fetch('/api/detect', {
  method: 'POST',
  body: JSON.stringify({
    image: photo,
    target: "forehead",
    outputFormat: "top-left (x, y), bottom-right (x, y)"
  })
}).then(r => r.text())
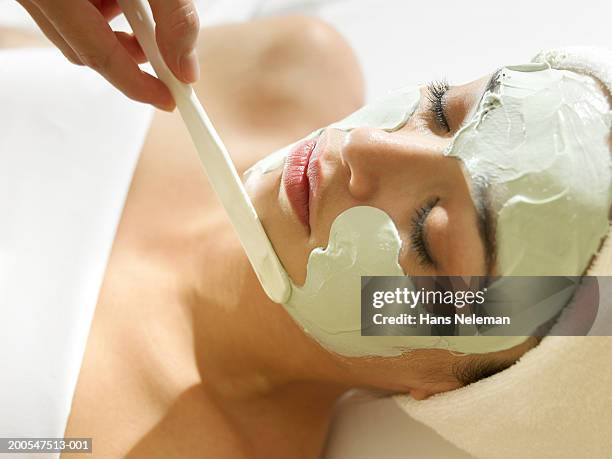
top-left (447, 65), bottom-right (612, 277)
top-left (450, 66), bottom-right (610, 189)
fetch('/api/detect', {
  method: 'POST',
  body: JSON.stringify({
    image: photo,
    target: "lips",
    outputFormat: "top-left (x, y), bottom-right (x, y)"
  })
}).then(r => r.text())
top-left (283, 137), bottom-right (318, 229)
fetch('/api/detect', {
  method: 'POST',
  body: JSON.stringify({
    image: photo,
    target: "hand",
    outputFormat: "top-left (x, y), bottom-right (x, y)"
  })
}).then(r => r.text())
top-left (16, 0), bottom-right (201, 110)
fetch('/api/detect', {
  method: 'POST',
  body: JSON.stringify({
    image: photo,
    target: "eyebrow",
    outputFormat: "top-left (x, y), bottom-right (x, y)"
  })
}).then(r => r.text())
top-left (464, 69), bottom-right (503, 275)
top-left (420, 70), bottom-right (502, 271)
top-left (471, 177), bottom-right (497, 275)
top-left (476, 68), bottom-right (504, 108)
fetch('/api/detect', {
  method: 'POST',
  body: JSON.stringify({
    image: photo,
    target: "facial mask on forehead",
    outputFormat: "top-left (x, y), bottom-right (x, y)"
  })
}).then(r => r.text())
top-left (446, 63), bottom-right (612, 277)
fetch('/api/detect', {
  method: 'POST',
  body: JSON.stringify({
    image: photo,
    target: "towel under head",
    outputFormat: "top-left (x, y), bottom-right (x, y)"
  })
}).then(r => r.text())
top-left (395, 46), bottom-right (612, 459)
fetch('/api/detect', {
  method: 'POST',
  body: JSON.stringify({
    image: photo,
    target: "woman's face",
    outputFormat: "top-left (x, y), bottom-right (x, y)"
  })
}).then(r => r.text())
top-left (249, 73), bottom-right (496, 284)
top-left (244, 65), bottom-right (611, 395)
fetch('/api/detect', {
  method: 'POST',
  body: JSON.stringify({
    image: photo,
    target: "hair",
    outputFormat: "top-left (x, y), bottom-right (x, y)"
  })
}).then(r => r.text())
top-left (451, 356), bottom-right (517, 386)
top-left (451, 336), bottom-right (543, 387)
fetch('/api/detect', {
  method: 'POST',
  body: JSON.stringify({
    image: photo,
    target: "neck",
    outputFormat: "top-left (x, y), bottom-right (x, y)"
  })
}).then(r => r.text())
top-left (184, 210), bottom-right (352, 397)
top-left (180, 213), bottom-right (351, 456)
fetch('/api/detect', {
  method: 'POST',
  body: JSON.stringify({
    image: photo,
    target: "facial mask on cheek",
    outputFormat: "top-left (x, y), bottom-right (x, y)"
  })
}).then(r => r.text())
top-left (447, 64), bottom-right (612, 276)
top-left (283, 206), bottom-right (405, 357)
top-left (282, 206), bottom-right (531, 356)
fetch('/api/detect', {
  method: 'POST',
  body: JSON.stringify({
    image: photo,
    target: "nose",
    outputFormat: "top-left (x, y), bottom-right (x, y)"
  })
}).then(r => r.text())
top-left (339, 126), bottom-right (446, 201)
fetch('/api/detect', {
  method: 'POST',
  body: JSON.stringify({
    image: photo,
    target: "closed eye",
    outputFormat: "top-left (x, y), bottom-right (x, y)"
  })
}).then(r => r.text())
top-left (410, 197), bottom-right (439, 268)
top-left (426, 79), bottom-right (450, 133)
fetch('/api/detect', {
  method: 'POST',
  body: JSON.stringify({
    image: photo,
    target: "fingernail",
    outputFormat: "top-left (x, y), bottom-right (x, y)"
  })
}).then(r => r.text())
top-left (180, 50), bottom-right (200, 83)
top-left (154, 102), bottom-right (175, 112)
top-left (153, 97), bottom-right (176, 112)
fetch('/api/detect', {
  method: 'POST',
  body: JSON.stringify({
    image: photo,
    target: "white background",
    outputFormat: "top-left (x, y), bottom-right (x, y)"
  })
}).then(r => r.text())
top-left (2, 0), bottom-right (611, 98)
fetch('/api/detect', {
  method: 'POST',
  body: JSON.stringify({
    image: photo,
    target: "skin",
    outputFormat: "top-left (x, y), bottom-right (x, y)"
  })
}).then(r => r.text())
top-left (2, 18), bottom-right (583, 459)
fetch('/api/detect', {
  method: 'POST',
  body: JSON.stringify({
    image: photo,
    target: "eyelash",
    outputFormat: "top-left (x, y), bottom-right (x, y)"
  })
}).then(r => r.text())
top-left (426, 79), bottom-right (450, 133)
top-left (410, 197), bottom-right (440, 268)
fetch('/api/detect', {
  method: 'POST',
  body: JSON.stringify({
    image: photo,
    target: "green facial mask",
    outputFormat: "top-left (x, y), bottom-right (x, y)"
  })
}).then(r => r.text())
top-left (245, 66), bottom-right (611, 357)
top-left (283, 206), bottom-right (533, 357)
top-left (446, 64), bottom-right (612, 277)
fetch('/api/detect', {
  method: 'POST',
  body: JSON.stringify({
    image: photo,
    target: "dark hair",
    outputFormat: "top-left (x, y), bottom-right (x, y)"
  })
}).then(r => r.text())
top-left (452, 336), bottom-right (543, 386)
top-left (452, 357), bottom-right (516, 386)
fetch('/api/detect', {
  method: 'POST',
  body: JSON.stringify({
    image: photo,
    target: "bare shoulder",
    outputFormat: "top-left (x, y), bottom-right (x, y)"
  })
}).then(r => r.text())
top-left (193, 16), bottom-right (365, 145)
top-left (0, 27), bottom-right (49, 49)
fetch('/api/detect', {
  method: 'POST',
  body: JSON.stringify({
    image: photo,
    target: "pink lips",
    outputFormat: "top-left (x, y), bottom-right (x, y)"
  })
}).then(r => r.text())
top-left (283, 137), bottom-right (319, 229)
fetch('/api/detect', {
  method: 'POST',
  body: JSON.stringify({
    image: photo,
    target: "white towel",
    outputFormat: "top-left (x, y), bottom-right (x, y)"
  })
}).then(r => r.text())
top-left (395, 47), bottom-right (612, 459)
top-left (533, 46), bottom-right (612, 98)
top-left (0, 48), bottom-right (152, 455)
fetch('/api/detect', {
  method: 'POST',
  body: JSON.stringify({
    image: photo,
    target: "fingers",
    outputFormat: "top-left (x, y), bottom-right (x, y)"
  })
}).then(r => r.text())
top-left (115, 31), bottom-right (147, 64)
top-left (16, 0), bottom-right (83, 65)
top-left (148, 0), bottom-right (200, 83)
top-left (32, 0), bottom-right (175, 110)
top-left (94, 0), bottom-right (122, 21)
